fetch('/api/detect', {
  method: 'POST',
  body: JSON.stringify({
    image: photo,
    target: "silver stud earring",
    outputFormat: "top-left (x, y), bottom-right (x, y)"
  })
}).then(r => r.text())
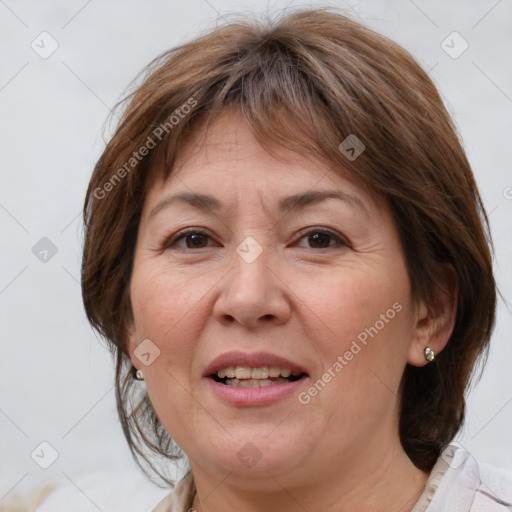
top-left (424, 347), bottom-right (435, 362)
top-left (135, 369), bottom-right (144, 381)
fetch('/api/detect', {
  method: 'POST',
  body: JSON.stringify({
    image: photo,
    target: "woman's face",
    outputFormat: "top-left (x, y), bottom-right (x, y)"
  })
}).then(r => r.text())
top-left (127, 109), bottom-right (428, 488)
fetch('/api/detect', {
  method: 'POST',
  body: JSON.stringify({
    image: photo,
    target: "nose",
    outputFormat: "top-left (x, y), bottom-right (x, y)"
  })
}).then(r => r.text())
top-left (212, 242), bottom-right (292, 329)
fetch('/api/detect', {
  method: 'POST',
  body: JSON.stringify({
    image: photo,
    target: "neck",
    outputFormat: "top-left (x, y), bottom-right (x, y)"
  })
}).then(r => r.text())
top-left (189, 439), bottom-right (430, 512)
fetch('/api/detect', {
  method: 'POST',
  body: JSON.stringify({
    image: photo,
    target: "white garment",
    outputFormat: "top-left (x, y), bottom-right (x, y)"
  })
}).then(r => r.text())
top-left (412, 444), bottom-right (512, 512)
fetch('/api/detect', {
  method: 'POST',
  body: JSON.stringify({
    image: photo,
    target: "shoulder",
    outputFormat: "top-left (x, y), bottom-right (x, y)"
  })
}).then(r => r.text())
top-left (426, 444), bottom-right (512, 512)
top-left (475, 460), bottom-right (512, 510)
top-left (34, 470), bottom-right (170, 512)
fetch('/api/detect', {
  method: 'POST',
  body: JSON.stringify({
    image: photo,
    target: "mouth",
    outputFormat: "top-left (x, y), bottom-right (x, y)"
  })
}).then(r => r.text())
top-left (210, 366), bottom-right (307, 387)
top-left (202, 351), bottom-right (309, 405)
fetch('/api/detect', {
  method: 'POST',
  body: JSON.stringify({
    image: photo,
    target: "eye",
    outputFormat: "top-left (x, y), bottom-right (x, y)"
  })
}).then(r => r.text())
top-left (163, 229), bottom-right (215, 250)
top-left (295, 228), bottom-right (349, 249)
top-left (162, 227), bottom-right (349, 251)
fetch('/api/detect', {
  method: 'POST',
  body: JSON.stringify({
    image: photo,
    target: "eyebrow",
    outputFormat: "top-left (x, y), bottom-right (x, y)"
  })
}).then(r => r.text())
top-left (147, 189), bottom-right (369, 221)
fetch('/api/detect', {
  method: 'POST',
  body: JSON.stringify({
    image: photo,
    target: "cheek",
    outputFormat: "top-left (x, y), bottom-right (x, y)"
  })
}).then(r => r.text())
top-left (128, 264), bottom-right (204, 408)
top-left (130, 262), bottom-right (203, 344)
top-left (298, 263), bottom-right (413, 418)
top-left (129, 265), bottom-right (204, 436)
top-left (296, 264), bottom-right (410, 353)
top-left (296, 281), bottom-right (411, 436)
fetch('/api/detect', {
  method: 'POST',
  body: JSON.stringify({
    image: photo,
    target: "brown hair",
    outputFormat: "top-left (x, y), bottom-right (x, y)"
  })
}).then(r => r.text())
top-left (81, 7), bottom-right (496, 485)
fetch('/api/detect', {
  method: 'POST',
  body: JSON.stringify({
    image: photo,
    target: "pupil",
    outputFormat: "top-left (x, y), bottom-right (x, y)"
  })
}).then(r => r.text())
top-left (187, 234), bottom-right (206, 248)
top-left (309, 233), bottom-right (329, 248)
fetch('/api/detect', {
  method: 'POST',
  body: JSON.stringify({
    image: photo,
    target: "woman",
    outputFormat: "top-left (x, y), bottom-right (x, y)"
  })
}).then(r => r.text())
top-left (78, 7), bottom-right (511, 512)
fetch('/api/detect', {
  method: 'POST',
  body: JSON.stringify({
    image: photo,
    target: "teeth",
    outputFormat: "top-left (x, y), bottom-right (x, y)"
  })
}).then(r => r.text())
top-left (268, 366), bottom-right (281, 377)
top-left (224, 378), bottom-right (291, 387)
top-left (235, 366), bottom-right (252, 379)
top-left (251, 367), bottom-right (268, 379)
top-left (216, 365), bottom-right (300, 380)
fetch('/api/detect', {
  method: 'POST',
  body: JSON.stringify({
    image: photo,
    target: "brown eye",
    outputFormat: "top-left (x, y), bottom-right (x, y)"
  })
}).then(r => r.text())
top-left (296, 229), bottom-right (348, 249)
top-left (163, 228), bottom-right (348, 251)
top-left (306, 232), bottom-right (333, 249)
top-left (182, 233), bottom-right (209, 248)
top-left (164, 229), bottom-right (214, 250)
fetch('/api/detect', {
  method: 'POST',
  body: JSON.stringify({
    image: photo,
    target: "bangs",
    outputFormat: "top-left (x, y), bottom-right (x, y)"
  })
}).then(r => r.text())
top-left (152, 41), bottom-right (351, 189)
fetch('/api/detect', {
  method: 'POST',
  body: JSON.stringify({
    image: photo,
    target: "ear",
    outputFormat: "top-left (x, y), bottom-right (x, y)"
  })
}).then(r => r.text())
top-left (407, 263), bottom-right (458, 366)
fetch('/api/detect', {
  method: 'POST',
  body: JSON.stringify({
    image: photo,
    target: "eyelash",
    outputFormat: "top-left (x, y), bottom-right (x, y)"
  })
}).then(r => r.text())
top-left (161, 227), bottom-right (350, 251)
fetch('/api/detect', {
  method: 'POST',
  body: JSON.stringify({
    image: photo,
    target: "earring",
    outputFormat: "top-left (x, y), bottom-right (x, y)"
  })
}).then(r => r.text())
top-left (424, 347), bottom-right (435, 362)
top-left (135, 368), bottom-right (144, 380)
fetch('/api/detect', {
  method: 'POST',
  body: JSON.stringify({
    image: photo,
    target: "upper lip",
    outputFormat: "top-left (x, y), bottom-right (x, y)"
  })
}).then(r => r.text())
top-left (203, 351), bottom-right (308, 377)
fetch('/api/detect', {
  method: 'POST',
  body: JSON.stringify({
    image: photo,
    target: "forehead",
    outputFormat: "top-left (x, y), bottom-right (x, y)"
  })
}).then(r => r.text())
top-left (150, 109), bottom-right (352, 193)
top-left (172, 110), bottom-right (326, 185)
top-left (142, 109), bottom-right (382, 222)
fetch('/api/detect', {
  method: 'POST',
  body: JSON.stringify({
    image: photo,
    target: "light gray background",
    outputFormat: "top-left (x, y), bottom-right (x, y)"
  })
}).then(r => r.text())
top-left (1, 0), bottom-right (511, 507)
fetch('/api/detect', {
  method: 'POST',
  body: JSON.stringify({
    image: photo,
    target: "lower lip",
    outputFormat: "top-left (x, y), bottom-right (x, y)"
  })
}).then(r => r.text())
top-left (204, 376), bottom-right (309, 406)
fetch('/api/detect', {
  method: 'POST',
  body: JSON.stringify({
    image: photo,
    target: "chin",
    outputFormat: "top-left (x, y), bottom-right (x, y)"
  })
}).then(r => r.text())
top-left (196, 434), bottom-right (308, 480)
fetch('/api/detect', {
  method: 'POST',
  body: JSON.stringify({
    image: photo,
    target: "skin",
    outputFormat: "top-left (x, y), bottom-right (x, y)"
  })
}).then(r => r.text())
top-left (127, 108), bottom-right (457, 512)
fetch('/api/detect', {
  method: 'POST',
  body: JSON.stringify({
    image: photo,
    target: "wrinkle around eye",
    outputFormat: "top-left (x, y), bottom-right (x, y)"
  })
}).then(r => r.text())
top-left (157, 227), bottom-right (353, 254)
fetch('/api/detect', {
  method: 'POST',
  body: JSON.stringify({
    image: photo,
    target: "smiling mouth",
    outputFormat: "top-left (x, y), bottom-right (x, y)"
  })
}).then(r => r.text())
top-left (210, 373), bottom-right (306, 387)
